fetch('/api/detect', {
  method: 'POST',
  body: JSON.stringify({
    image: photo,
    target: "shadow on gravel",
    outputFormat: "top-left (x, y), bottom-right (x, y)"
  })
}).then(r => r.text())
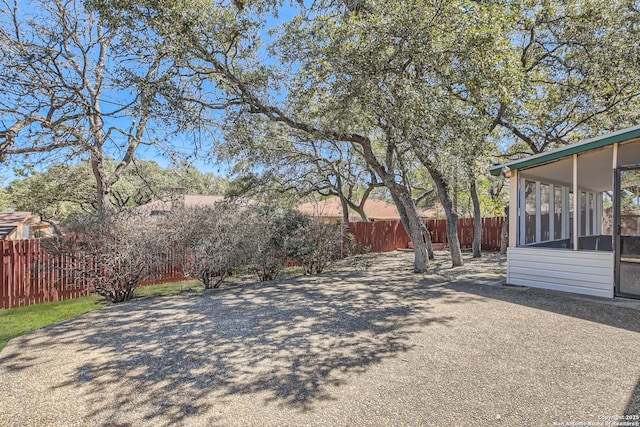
top-left (446, 280), bottom-right (640, 418)
top-left (14, 258), bottom-right (463, 426)
top-left (0, 352), bottom-right (39, 372)
top-left (626, 377), bottom-right (640, 416)
top-left (444, 281), bottom-right (640, 334)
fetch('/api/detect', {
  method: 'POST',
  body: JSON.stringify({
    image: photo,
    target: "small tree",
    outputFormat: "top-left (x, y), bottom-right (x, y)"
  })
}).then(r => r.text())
top-left (42, 211), bottom-right (166, 303)
top-left (165, 203), bottom-right (248, 289)
top-left (297, 219), bottom-right (344, 275)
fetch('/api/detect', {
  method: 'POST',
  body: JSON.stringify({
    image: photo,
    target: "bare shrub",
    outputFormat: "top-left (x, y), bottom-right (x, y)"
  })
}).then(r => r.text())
top-left (297, 219), bottom-right (344, 275)
top-left (41, 211), bottom-right (166, 303)
top-left (163, 202), bottom-right (248, 289)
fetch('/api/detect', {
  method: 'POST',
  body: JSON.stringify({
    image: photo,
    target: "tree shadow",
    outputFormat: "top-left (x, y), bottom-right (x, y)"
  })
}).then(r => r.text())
top-left (446, 278), bottom-right (640, 419)
top-left (443, 280), bottom-right (640, 334)
top-left (626, 376), bottom-right (640, 415)
top-left (2, 265), bottom-right (460, 426)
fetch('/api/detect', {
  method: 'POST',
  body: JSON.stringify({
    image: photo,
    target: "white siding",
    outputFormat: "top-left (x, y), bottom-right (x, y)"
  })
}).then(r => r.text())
top-left (507, 247), bottom-right (614, 298)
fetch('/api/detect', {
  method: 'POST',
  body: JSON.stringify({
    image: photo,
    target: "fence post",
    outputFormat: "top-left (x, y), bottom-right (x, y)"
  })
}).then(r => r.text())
top-left (0, 241), bottom-right (5, 309)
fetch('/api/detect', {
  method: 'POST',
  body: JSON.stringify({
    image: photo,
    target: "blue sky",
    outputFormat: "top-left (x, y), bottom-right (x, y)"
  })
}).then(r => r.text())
top-left (0, 0), bottom-right (302, 185)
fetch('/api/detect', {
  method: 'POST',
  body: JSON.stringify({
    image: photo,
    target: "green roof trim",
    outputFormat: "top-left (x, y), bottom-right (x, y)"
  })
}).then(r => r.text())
top-left (489, 125), bottom-right (640, 176)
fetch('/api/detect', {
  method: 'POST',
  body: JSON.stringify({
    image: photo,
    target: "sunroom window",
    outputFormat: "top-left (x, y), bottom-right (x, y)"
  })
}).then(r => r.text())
top-left (513, 146), bottom-right (616, 251)
top-left (524, 181), bottom-right (536, 244)
top-left (553, 186), bottom-right (563, 240)
top-left (519, 178), bottom-right (605, 249)
top-left (580, 192), bottom-right (586, 236)
top-left (540, 183), bottom-right (550, 241)
top-left (520, 179), bottom-right (572, 247)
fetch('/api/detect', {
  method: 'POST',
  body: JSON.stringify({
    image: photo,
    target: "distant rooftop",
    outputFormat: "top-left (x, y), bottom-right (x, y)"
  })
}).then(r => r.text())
top-left (0, 212), bottom-right (33, 239)
top-left (297, 197), bottom-right (434, 221)
top-left (136, 195), bottom-right (226, 215)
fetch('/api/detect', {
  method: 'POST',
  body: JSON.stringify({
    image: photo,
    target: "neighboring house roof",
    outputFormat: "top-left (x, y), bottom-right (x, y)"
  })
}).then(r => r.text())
top-left (182, 195), bottom-right (227, 207)
top-left (136, 195), bottom-right (226, 215)
top-left (0, 212), bottom-right (33, 240)
top-left (489, 125), bottom-right (640, 176)
top-left (297, 197), bottom-right (434, 221)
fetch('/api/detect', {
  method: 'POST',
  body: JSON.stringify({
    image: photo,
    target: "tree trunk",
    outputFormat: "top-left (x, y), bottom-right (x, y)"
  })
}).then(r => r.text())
top-left (500, 206), bottom-right (509, 254)
top-left (388, 187), bottom-right (431, 272)
top-left (344, 179), bottom-right (377, 222)
top-left (426, 165), bottom-right (463, 266)
top-left (97, 183), bottom-right (112, 215)
top-left (91, 155), bottom-right (113, 215)
top-left (338, 194), bottom-right (351, 223)
top-left (470, 178), bottom-right (482, 258)
top-left (453, 173), bottom-right (458, 213)
top-left (202, 271), bottom-right (212, 289)
top-left (353, 206), bottom-right (369, 222)
top-left (423, 221), bottom-right (434, 259)
top-left (346, 196), bottom-right (369, 222)
top-left (353, 138), bottom-right (430, 272)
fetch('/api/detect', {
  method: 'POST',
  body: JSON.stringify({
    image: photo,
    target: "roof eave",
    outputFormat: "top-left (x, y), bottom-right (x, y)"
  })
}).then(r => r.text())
top-left (489, 125), bottom-right (640, 176)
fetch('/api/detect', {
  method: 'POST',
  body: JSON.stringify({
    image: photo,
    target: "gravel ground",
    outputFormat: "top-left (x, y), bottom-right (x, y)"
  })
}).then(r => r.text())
top-left (1, 251), bottom-right (640, 426)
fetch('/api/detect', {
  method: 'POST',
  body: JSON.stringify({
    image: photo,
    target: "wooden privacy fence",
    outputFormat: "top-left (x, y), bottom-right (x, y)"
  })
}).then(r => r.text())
top-left (1, 217), bottom-right (505, 309)
top-left (346, 221), bottom-right (412, 253)
top-left (0, 239), bottom-right (184, 309)
top-left (347, 217), bottom-right (505, 253)
top-left (428, 217), bottom-right (505, 250)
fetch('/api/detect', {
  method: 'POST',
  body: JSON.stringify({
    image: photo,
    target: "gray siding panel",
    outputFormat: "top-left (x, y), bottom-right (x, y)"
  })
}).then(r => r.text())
top-left (507, 247), bottom-right (613, 298)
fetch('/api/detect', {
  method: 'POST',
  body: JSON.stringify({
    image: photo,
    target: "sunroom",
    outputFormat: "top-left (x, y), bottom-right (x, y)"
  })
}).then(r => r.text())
top-left (490, 126), bottom-right (640, 299)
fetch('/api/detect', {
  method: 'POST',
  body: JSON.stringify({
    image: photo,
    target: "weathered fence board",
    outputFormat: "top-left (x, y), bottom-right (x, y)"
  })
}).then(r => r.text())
top-left (0, 239), bottom-right (184, 309)
top-left (346, 221), bottom-right (412, 253)
top-left (431, 217), bottom-right (506, 250)
top-left (348, 217), bottom-right (505, 253)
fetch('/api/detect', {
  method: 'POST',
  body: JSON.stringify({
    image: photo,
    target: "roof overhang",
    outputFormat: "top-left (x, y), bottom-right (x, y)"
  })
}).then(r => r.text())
top-left (489, 125), bottom-right (640, 177)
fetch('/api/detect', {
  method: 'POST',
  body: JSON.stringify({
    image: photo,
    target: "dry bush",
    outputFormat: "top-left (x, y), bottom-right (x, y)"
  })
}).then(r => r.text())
top-left (243, 204), bottom-right (312, 281)
top-left (42, 211), bottom-right (167, 303)
top-left (297, 219), bottom-right (344, 275)
top-left (344, 232), bottom-right (373, 271)
top-left (163, 201), bottom-right (249, 289)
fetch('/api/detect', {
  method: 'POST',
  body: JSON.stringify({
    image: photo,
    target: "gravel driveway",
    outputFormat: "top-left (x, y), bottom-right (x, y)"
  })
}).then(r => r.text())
top-left (1, 252), bottom-right (639, 426)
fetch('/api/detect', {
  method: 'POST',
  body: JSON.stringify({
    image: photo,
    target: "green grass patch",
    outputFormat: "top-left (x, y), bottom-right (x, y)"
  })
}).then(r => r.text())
top-left (0, 295), bottom-right (105, 353)
top-left (136, 280), bottom-right (203, 298)
top-left (0, 279), bottom-right (204, 353)
top-left (278, 265), bottom-right (306, 279)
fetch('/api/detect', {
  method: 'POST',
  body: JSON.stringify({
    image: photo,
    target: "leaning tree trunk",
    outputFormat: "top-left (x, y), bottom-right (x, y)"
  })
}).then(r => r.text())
top-left (351, 204), bottom-right (369, 222)
top-left (355, 139), bottom-right (431, 272)
top-left (426, 165), bottom-right (463, 266)
top-left (470, 178), bottom-right (482, 258)
top-left (338, 194), bottom-right (351, 223)
top-left (91, 157), bottom-right (113, 215)
top-left (388, 185), bottom-right (431, 272)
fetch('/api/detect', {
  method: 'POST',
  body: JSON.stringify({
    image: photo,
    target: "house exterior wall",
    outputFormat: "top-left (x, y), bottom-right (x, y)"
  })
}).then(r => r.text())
top-left (3, 224), bottom-right (27, 240)
top-left (508, 170), bottom-right (518, 248)
top-left (507, 247), bottom-right (614, 298)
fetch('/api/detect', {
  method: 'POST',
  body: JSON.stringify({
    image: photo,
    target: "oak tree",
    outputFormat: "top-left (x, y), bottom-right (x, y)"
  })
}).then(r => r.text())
top-left (0, 0), bottom-right (201, 214)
